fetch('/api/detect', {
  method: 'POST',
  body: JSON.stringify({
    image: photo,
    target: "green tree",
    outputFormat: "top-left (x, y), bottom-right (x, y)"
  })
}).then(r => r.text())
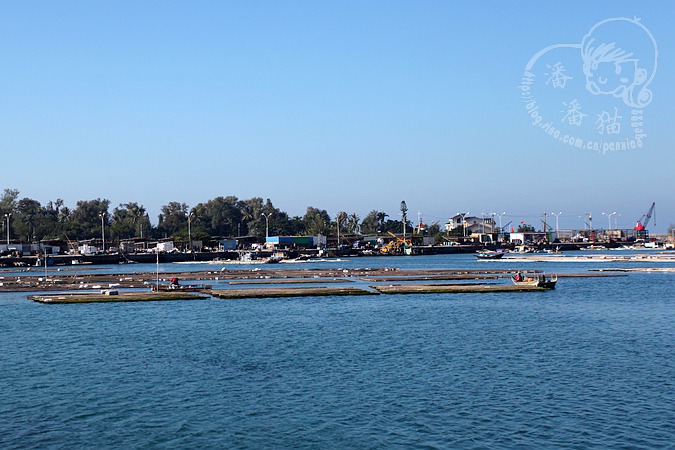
top-left (382, 219), bottom-right (405, 234)
top-left (157, 202), bottom-right (189, 237)
top-left (15, 198), bottom-right (42, 242)
top-left (111, 202), bottom-right (151, 240)
top-left (517, 223), bottom-right (536, 232)
top-left (376, 211), bottom-right (388, 230)
top-left (400, 201), bottom-right (408, 235)
top-left (67, 199), bottom-right (111, 239)
top-left (303, 207), bottom-right (331, 235)
top-left (346, 213), bottom-right (360, 235)
top-left (238, 197), bottom-right (264, 236)
top-left (334, 211), bottom-right (348, 237)
top-left (427, 222), bottom-right (441, 236)
top-left (192, 196), bottom-right (241, 237)
top-left (361, 210), bottom-right (379, 234)
top-left (0, 188), bottom-right (19, 216)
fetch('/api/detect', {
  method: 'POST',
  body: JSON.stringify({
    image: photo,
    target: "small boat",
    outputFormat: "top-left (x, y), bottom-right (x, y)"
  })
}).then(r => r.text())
top-left (151, 283), bottom-right (212, 292)
top-left (511, 272), bottom-right (557, 289)
top-left (475, 251), bottom-right (505, 259)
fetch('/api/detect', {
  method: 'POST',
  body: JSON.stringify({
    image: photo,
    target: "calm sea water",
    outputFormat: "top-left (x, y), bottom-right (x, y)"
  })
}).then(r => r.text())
top-left (2, 253), bottom-right (675, 448)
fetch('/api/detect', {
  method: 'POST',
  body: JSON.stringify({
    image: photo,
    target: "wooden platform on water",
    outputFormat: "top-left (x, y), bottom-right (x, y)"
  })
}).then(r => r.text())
top-left (17, 267), bottom-right (628, 302)
top-left (373, 284), bottom-right (555, 294)
top-left (211, 286), bottom-right (375, 299)
top-left (29, 291), bottom-right (208, 304)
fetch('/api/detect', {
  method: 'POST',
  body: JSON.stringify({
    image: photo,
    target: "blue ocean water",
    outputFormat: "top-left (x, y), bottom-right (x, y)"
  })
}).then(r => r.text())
top-left (2, 254), bottom-right (675, 448)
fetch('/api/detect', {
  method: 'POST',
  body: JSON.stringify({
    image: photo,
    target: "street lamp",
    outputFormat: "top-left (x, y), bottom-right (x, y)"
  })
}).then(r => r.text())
top-left (495, 212), bottom-right (506, 232)
top-left (602, 212), bottom-right (616, 230)
top-left (551, 212), bottom-right (562, 232)
top-left (4, 213), bottom-right (10, 245)
top-left (457, 211), bottom-right (469, 237)
top-left (185, 212), bottom-right (192, 252)
top-left (262, 212), bottom-right (271, 238)
top-left (99, 213), bottom-right (105, 253)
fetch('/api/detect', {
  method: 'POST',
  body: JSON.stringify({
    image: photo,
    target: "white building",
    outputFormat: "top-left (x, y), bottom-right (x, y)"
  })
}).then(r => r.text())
top-left (445, 215), bottom-right (495, 234)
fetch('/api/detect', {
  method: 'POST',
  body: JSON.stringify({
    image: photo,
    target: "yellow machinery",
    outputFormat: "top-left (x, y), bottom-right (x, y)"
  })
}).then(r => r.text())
top-left (380, 232), bottom-right (412, 255)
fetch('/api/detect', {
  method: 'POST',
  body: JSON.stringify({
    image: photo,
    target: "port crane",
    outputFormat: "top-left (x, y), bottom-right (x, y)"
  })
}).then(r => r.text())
top-left (634, 202), bottom-right (655, 239)
top-left (634, 202), bottom-right (655, 230)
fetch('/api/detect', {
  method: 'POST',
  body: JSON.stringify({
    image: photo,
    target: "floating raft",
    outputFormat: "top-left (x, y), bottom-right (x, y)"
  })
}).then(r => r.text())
top-left (30, 291), bottom-right (208, 304)
top-left (372, 284), bottom-right (556, 294)
top-left (211, 286), bottom-right (376, 299)
top-left (228, 278), bottom-right (353, 285)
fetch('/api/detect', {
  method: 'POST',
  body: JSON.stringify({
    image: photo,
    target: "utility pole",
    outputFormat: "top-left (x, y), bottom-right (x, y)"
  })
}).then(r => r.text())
top-left (4, 213), bottom-right (10, 245)
top-left (185, 211), bottom-right (192, 252)
top-left (588, 212), bottom-right (594, 241)
top-left (99, 213), bottom-right (106, 253)
top-left (262, 212), bottom-right (270, 238)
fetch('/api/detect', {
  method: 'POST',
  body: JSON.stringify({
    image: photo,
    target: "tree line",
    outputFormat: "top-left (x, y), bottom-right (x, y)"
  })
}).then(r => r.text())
top-left (1, 189), bottom-right (431, 245)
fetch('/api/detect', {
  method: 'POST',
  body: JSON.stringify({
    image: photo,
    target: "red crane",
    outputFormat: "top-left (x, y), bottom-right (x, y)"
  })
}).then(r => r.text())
top-left (634, 202), bottom-right (655, 231)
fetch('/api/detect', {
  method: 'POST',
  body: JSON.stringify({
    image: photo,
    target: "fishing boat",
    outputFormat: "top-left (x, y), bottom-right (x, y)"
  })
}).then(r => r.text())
top-left (151, 283), bottom-right (212, 292)
top-left (511, 272), bottom-right (557, 289)
top-left (475, 251), bottom-right (505, 259)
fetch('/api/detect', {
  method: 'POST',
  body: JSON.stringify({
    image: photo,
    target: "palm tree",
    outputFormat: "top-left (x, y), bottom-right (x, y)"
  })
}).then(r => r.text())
top-left (376, 211), bottom-right (388, 232)
top-left (348, 213), bottom-right (360, 235)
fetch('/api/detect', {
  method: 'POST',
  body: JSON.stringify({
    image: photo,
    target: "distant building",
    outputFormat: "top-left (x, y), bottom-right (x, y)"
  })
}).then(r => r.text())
top-left (78, 244), bottom-right (99, 255)
top-left (219, 240), bottom-right (238, 251)
top-left (509, 232), bottom-right (557, 244)
top-left (265, 236), bottom-right (325, 249)
top-left (156, 242), bottom-right (175, 252)
top-left (446, 215), bottom-right (495, 234)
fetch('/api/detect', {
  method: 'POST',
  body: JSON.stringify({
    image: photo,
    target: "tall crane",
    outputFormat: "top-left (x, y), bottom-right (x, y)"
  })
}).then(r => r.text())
top-left (634, 202), bottom-right (655, 240)
top-left (634, 202), bottom-right (655, 230)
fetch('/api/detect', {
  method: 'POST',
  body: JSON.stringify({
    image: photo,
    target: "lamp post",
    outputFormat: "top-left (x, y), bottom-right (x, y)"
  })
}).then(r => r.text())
top-left (99, 213), bottom-right (105, 253)
top-left (602, 211), bottom-right (616, 230)
top-left (262, 212), bottom-right (270, 238)
top-left (457, 212), bottom-right (469, 237)
top-left (4, 213), bottom-right (10, 245)
top-left (185, 212), bottom-right (192, 252)
top-left (551, 212), bottom-right (562, 232)
top-left (494, 211), bottom-right (506, 241)
top-left (588, 212), bottom-right (594, 241)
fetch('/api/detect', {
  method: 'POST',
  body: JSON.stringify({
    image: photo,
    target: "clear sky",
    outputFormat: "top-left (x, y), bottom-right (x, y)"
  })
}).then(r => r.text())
top-left (2, 1), bottom-right (673, 232)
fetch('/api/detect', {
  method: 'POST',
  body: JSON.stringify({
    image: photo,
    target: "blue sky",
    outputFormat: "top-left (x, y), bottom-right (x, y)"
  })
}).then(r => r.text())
top-left (2, 1), bottom-right (673, 232)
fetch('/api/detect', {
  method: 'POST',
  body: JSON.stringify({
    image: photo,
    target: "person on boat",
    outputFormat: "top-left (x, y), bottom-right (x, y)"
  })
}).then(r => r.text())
top-left (170, 277), bottom-right (179, 287)
top-left (514, 273), bottom-right (523, 282)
